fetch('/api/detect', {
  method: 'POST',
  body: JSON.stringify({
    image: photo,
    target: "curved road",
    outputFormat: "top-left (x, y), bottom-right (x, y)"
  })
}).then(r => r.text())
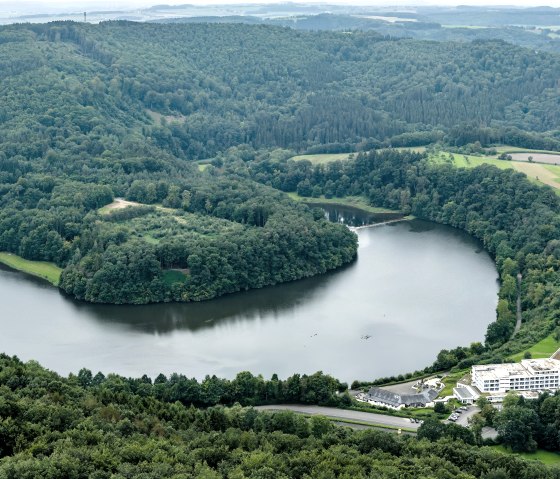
top-left (255, 405), bottom-right (419, 431)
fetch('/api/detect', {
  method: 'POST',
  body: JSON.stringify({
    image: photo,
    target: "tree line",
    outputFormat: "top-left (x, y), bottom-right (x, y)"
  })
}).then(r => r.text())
top-left (0, 354), bottom-right (557, 478)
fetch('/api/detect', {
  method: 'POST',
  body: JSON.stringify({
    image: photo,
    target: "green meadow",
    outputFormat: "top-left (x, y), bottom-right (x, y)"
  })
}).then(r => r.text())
top-left (0, 252), bottom-right (62, 286)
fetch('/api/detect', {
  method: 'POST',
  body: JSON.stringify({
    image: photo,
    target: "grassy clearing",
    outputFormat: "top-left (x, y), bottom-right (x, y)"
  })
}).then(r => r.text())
top-left (0, 252), bottom-right (62, 286)
top-left (287, 192), bottom-right (400, 214)
top-left (490, 445), bottom-right (560, 465)
top-left (290, 153), bottom-right (352, 164)
top-left (509, 334), bottom-right (560, 362)
top-left (162, 269), bottom-right (187, 285)
top-left (396, 146), bottom-right (427, 153)
top-left (439, 369), bottom-right (470, 397)
top-left (198, 164), bottom-right (210, 172)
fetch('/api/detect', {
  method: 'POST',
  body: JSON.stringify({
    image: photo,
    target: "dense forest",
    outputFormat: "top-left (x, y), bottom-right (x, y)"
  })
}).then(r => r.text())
top-left (1, 354), bottom-right (559, 478)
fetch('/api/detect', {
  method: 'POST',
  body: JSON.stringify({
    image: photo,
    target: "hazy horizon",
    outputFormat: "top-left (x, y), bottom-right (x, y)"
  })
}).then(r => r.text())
top-left (2, 0), bottom-right (560, 16)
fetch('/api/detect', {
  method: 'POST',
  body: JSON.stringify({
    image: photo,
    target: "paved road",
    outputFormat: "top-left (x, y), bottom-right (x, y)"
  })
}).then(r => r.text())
top-left (254, 405), bottom-right (420, 431)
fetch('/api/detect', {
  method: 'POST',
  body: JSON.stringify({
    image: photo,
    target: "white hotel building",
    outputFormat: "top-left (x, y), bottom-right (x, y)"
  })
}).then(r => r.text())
top-left (472, 358), bottom-right (560, 393)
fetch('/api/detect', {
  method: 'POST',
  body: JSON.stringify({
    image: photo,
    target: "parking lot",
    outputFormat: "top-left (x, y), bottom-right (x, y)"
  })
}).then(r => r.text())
top-left (447, 405), bottom-right (480, 426)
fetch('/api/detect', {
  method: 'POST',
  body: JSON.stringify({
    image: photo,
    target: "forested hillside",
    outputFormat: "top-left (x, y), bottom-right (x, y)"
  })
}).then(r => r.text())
top-left (3, 22), bottom-right (560, 159)
top-left (0, 354), bottom-right (558, 478)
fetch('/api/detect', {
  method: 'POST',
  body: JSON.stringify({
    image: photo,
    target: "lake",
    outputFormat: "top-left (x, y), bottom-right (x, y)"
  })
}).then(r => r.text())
top-left (0, 206), bottom-right (499, 382)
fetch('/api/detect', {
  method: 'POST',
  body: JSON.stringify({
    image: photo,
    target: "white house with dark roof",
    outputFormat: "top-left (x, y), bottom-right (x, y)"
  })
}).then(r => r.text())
top-left (357, 387), bottom-right (439, 410)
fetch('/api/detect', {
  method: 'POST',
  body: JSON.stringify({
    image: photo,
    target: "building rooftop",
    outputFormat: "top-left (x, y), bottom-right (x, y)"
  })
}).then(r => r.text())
top-left (366, 387), bottom-right (438, 407)
top-left (453, 386), bottom-right (477, 400)
top-left (472, 358), bottom-right (560, 381)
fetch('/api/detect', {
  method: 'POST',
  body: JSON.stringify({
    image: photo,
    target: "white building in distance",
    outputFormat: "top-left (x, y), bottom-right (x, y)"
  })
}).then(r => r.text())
top-left (472, 358), bottom-right (560, 393)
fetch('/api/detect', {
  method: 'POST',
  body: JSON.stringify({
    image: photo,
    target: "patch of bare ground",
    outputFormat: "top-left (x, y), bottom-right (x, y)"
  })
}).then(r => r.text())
top-left (103, 198), bottom-right (143, 211)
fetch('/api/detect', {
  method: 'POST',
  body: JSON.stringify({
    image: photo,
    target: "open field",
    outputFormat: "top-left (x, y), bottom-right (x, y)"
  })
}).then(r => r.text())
top-left (0, 252), bottom-right (62, 286)
top-left (287, 192), bottom-right (399, 214)
top-left (513, 162), bottom-right (560, 190)
top-left (490, 445), bottom-right (560, 465)
top-left (509, 334), bottom-right (560, 362)
top-left (290, 153), bottom-right (352, 164)
top-left (495, 145), bottom-right (560, 156)
top-left (508, 153), bottom-right (560, 165)
top-left (429, 151), bottom-right (560, 191)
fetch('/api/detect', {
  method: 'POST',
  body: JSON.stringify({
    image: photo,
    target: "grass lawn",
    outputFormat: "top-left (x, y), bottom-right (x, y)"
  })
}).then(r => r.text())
top-left (0, 252), bottom-right (62, 286)
top-left (490, 445), bottom-right (560, 465)
top-left (509, 334), bottom-right (560, 362)
top-left (286, 192), bottom-right (400, 214)
top-left (197, 164), bottom-right (209, 172)
top-left (162, 269), bottom-right (187, 285)
top-left (290, 153), bottom-right (352, 164)
top-left (439, 369), bottom-right (470, 397)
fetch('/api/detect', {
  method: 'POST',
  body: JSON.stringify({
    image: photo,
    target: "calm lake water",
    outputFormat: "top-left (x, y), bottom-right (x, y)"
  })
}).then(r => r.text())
top-left (0, 207), bottom-right (499, 382)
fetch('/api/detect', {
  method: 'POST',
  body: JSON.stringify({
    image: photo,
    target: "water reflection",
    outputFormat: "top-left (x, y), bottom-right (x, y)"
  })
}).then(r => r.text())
top-left (307, 203), bottom-right (403, 227)
top-left (0, 207), bottom-right (499, 381)
top-left (67, 260), bottom-right (357, 335)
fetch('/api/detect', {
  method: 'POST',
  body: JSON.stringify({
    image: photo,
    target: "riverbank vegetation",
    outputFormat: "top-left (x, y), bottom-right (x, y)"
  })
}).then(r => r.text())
top-left (1, 354), bottom-right (558, 478)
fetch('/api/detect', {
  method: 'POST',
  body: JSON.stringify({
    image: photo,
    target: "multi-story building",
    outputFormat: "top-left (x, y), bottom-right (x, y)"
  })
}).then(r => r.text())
top-left (472, 358), bottom-right (560, 393)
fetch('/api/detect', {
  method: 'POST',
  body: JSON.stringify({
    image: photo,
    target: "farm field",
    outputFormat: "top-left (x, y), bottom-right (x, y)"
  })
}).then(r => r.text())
top-left (0, 252), bottom-right (62, 286)
top-left (429, 151), bottom-right (560, 191)
top-left (508, 153), bottom-right (560, 165)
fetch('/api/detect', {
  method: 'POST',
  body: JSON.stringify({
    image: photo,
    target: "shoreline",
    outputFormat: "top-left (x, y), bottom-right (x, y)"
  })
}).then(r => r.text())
top-left (0, 252), bottom-right (61, 286)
